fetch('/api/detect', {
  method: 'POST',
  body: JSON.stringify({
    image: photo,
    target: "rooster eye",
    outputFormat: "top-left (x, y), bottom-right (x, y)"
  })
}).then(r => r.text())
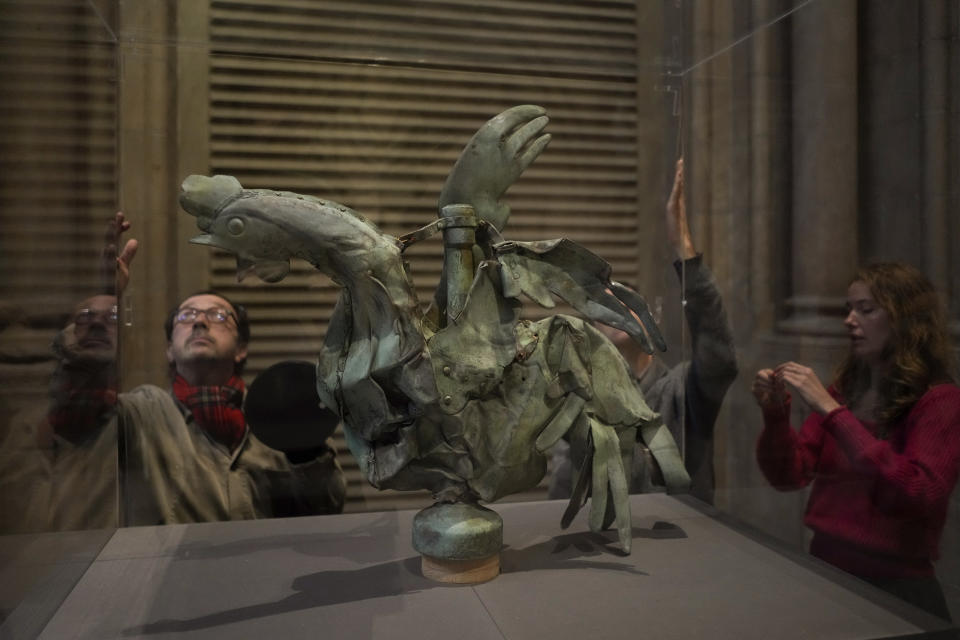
top-left (227, 217), bottom-right (245, 235)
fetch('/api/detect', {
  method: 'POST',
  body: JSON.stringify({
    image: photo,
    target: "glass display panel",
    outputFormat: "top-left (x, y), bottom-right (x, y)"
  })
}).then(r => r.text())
top-left (1, 0), bottom-right (958, 635)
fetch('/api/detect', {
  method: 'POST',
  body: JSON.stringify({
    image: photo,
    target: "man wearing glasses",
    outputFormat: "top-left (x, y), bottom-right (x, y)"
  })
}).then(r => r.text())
top-left (70, 297), bottom-right (120, 363)
top-left (115, 291), bottom-right (346, 525)
top-left (0, 294), bottom-right (127, 533)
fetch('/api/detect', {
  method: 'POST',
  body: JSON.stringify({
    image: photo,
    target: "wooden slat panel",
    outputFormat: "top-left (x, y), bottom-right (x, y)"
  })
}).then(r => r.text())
top-left (0, 1), bottom-right (115, 44)
top-left (213, 0), bottom-right (637, 33)
top-left (0, 0), bottom-right (118, 441)
top-left (0, 0), bottom-right (117, 305)
top-left (210, 0), bottom-right (637, 79)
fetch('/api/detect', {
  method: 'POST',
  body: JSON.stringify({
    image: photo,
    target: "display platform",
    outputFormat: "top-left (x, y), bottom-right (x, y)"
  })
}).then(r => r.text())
top-left (8, 494), bottom-right (958, 639)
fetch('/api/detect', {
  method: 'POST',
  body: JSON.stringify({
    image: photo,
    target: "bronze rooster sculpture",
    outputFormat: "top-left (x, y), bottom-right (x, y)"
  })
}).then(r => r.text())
top-left (179, 106), bottom-right (689, 555)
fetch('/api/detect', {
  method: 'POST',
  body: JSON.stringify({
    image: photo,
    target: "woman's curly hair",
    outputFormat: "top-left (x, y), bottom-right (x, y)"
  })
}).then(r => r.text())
top-left (835, 262), bottom-right (956, 430)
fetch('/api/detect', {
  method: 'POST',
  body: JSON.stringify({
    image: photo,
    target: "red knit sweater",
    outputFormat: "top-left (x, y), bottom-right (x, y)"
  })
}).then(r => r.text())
top-left (757, 383), bottom-right (960, 578)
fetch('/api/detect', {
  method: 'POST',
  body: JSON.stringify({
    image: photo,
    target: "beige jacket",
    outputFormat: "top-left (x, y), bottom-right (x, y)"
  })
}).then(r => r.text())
top-left (0, 385), bottom-right (346, 532)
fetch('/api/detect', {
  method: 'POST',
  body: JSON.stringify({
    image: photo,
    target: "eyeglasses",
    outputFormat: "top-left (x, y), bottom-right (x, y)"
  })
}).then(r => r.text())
top-left (174, 307), bottom-right (235, 325)
top-left (74, 306), bottom-right (118, 326)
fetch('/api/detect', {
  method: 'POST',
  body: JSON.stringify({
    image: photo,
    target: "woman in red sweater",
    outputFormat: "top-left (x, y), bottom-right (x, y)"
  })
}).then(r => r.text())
top-left (753, 262), bottom-right (960, 620)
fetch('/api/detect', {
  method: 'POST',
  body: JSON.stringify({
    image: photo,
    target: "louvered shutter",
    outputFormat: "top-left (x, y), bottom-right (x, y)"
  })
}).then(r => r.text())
top-left (0, 0), bottom-right (117, 413)
top-left (207, 1), bottom-right (642, 510)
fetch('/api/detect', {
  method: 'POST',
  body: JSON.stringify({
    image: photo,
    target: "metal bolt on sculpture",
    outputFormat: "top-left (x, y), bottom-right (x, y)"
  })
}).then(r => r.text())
top-left (179, 106), bottom-right (690, 583)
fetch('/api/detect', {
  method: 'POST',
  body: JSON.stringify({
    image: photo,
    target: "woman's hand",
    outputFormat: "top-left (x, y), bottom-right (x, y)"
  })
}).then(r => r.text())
top-left (752, 368), bottom-right (789, 410)
top-left (773, 362), bottom-right (840, 415)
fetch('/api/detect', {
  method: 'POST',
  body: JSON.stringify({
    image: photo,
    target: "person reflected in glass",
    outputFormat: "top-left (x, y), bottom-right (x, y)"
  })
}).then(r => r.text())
top-left (43, 297), bottom-right (120, 443)
top-left (753, 262), bottom-right (960, 620)
top-left (1, 212), bottom-right (346, 532)
top-left (0, 213), bottom-right (136, 532)
top-left (550, 158), bottom-right (738, 504)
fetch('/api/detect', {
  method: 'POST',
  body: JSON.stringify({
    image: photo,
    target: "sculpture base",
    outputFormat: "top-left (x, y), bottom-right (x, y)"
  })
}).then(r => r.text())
top-left (420, 553), bottom-right (500, 584)
top-left (412, 501), bottom-right (503, 584)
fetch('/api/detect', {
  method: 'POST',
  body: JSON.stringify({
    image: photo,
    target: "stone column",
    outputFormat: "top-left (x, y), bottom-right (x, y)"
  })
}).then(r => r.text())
top-left (921, 0), bottom-right (956, 318)
top-left (117, 0), bottom-right (172, 390)
top-left (779, 0), bottom-right (859, 336)
top-left (117, 0), bottom-right (210, 389)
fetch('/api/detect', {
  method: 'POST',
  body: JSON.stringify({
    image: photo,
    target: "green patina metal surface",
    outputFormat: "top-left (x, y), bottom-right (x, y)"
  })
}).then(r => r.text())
top-left (412, 502), bottom-right (503, 560)
top-left (178, 106), bottom-right (690, 556)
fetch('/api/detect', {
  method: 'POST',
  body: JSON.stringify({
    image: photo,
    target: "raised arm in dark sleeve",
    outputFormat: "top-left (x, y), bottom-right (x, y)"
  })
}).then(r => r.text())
top-left (675, 254), bottom-right (739, 502)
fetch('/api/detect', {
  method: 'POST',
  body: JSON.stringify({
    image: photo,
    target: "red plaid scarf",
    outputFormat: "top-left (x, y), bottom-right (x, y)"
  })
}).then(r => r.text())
top-left (46, 365), bottom-right (118, 445)
top-left (172, 374), bottom-right (247, 451)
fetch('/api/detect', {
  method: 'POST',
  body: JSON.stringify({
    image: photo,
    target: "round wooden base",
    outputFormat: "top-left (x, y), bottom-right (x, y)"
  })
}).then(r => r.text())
top-left (420, 553), bottom-right (500, 584)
